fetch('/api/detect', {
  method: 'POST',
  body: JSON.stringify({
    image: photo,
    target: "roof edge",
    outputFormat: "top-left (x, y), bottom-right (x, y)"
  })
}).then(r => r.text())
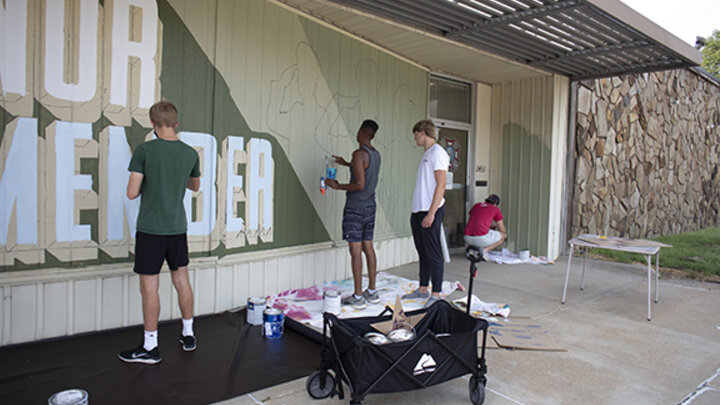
top-left (585, 0), bottom-right (701, 65)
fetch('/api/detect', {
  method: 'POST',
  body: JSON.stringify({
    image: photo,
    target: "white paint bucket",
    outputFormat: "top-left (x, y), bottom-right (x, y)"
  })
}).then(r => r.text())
top-left (323, 290), bottom-right (341, 315)
top-left (48, 389), bottom-right (88, 405)
top-left (246, 297), bottom-right (266, 325)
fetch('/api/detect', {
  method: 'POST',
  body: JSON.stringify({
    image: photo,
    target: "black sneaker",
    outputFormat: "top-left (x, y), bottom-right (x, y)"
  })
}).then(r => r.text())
top-left (363, 289), bottom-right (380, 304)
top-left (118, 345), bottom-right (162, 364)
top-left (179, 335), bottom-right (197, 352)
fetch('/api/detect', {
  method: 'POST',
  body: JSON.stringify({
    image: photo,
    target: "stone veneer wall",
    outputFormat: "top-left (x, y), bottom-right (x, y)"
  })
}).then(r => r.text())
top-left (572, 69), bottom-right (720, 239)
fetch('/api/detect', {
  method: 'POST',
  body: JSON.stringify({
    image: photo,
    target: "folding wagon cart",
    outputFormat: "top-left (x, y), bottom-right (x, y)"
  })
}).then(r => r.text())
top-left (305, 300), bottom-right (489, 404)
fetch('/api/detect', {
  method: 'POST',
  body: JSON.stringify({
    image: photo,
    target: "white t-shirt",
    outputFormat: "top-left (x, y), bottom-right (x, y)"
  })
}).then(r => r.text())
top-left (411, 143), bottom-right (450, 213)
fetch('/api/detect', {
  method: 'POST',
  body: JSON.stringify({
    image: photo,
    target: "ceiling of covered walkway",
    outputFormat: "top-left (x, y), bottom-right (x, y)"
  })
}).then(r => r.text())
top-left (277, 0), bottom-right (701, 84)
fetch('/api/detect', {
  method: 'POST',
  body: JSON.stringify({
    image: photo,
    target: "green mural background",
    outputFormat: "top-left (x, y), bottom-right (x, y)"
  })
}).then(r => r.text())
top-left (0, 0), bottom-right (428, 271)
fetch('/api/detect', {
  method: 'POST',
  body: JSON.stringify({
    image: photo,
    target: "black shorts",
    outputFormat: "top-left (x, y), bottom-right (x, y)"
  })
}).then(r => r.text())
top-left (342, 202), bottom-right (376, 242)
top-left (134, 231), bottom-right (189, 275)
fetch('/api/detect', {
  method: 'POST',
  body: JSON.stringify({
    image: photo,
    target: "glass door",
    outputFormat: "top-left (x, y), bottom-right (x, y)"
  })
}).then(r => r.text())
top-left (437, 126), bottom-right (468, 248)
top-left (429, 74), bottom-right (473, 250)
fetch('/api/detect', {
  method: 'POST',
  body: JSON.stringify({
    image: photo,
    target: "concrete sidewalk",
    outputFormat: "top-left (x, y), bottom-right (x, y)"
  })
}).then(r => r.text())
top-left (218, 254), bottom-right (720, 405)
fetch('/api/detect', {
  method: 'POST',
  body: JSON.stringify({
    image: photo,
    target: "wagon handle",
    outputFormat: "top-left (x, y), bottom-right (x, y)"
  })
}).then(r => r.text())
top-left (378, 306), bottom-right (394, 316)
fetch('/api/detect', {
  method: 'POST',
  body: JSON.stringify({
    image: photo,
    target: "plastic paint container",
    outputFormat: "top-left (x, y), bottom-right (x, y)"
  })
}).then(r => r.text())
top-left (323, 290), bottom-right (341, 315)
top-left (326, 167), bottom-right (337, 180)
top-left (263, 308), bottom-right (285, 339)
top-left (48, 389), bottom-right (88, 405)
top-left (246, 297), bottom-right (266, 325)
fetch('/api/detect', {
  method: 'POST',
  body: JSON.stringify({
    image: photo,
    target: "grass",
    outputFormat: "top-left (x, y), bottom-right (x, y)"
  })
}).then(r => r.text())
top-left (588, 226), bottom-right (720, 281)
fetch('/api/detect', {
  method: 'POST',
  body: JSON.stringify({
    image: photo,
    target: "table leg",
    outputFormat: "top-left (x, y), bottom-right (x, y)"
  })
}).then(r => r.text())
top-left (562, 244), bottom-right (574, 304)
top-left (646, 255), bottom-right (652, 321)
top-left (580, 248), bottom-right (588, 291)
top-left (655, 252), bottom-right (660, 303)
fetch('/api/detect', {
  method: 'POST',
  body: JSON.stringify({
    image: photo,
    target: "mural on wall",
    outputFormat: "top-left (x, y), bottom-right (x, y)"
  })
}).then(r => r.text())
top-left (170, 0), bottom-right (427, 242)
top-left (0, 0), bottom-right (427, 271)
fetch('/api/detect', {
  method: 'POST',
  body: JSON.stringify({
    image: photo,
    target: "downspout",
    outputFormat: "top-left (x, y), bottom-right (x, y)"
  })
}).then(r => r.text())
top-left (560, 80), bottom-right (578, 255)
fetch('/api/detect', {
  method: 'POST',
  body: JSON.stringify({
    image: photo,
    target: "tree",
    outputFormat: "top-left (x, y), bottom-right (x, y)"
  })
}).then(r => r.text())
top-left (701, 29), bottom-right (720, 77)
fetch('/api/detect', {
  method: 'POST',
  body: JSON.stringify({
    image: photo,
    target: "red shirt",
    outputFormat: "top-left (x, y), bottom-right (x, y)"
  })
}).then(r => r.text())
top-left (464, 203), bottom-right (503, 236)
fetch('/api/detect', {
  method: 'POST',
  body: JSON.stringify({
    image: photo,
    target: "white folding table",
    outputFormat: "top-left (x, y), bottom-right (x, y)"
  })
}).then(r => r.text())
top-left (561, 234), bottom-right (670, 321)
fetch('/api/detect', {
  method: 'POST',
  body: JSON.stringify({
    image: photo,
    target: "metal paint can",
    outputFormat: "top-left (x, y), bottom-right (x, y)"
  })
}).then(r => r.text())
top-left (388, 323), bottom-right (416, 343)
top-left (323, 290), bottom-right (341, 315)
top-left (263, 308), bottom-right (284, 339)
top-left (247, 297), bottom-right (266, 326)
top-left (48, 389), bottom-right (88, 405)
top-left (364, 332), bottom-right (390, 345)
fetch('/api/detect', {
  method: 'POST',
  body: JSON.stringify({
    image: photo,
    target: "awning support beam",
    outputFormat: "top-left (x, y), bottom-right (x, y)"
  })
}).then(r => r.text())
top-left (445, 0), bottom-right (584, 38)
top-left (529, 39), bottom-right (649, 66)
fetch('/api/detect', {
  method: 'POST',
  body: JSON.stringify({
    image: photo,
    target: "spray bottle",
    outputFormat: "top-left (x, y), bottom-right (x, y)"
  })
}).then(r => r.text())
top-left (320, 155), bottom-right (329, 195)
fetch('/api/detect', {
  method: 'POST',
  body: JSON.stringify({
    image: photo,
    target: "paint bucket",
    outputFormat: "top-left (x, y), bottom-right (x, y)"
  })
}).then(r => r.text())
top-left (246, 297), bottom-right (266, 326)
top-left (323, 290), bottom-right (341, 315)
top-left (518, 250), bottom-right (530, 260)
top-left (364, 332), bottom-right (389, 345)
top-left (48, 389), bottom-right (88, 405)
top-left (388, 322), bottom-right (416, 343)
top-left (326, 167), bottom-right (337, 180)
top-left (263, 308), bottom-right (284, 339)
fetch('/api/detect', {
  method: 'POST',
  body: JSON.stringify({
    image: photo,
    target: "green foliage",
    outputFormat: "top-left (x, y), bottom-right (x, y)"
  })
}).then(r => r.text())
top-left (589, 227), bottom-right (720, 279)
top-left (701, 29), bottom-right (720, 77)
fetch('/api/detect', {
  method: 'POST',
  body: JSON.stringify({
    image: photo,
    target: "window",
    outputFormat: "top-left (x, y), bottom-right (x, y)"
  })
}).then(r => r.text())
top-left (429, 76), bottom-right (471, 123)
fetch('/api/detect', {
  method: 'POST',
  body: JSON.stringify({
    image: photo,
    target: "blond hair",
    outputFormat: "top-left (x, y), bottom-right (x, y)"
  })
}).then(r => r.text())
top-left (412, 119), bottom-right (436, 140)
top-left (149, 101), bottom-right (178, 128)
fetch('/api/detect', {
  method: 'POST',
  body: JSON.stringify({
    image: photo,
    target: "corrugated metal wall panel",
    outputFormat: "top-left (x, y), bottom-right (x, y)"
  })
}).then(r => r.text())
top-left (491, 77), bottom-right (554, 255)
top-left (74, 279), bottom-right (96, 334)
top-left (0, 237), bottom-right (415, 345)
top-left (10, 285), bottom-right (35, 343)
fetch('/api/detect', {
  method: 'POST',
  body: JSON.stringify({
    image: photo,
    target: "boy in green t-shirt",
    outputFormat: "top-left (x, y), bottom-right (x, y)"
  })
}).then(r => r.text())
top-left (118, 101), bottom-right (201, 365)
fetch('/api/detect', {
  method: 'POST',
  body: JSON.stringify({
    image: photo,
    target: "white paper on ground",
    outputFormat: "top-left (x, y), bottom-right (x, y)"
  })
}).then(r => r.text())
top-left (487, 247), bottom-right (552, 265)
top-left (266, 273), bottom-right (464, 331)
top-left (453, 294), bottom-right (511, 318)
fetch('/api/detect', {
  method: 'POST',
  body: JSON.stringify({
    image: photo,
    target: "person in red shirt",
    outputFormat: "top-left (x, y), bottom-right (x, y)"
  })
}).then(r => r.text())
top-left (464, 194), bottom-right (506, 261)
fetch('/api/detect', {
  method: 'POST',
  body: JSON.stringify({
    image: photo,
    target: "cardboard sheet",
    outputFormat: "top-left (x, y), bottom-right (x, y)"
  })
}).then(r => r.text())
top-left (487, 318), bottom-right (566, 352)
top-left (577, 235), bottom-right (671, 249)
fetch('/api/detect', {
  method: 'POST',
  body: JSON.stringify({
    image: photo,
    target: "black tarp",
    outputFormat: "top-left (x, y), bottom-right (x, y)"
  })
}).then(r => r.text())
top-left (0, 309), bottom-right (319, 404)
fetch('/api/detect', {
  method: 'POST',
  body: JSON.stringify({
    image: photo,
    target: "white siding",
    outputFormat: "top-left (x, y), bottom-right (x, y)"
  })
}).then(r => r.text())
top-left (0, 238), bottom-right (417, 346)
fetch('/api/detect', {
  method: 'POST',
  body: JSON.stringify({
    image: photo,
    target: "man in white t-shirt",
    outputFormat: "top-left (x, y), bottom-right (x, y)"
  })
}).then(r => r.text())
top-left (402, 119), bottom-right (449, 308)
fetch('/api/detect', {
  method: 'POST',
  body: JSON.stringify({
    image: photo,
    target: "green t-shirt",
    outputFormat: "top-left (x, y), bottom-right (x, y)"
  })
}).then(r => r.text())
top-left (128, 138), bottom-right (201, 235)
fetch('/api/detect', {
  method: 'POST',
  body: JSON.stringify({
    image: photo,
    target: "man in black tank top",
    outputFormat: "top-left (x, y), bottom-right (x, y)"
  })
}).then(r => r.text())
top-left (326, 120), bottom-right (381, 310)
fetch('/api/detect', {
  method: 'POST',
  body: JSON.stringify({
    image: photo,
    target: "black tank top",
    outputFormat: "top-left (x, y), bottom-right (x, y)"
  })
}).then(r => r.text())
top-left (346, 145), bottom-right (381, 206)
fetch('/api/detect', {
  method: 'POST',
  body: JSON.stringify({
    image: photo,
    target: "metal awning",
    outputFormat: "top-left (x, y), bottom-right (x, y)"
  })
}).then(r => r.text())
top-left (277, 0), bottom-right (701, 82)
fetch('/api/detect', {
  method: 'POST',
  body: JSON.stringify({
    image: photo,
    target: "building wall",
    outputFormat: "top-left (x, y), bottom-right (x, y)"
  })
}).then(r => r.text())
top-left (490, 76), bottom-right (555, 256)
top-left (0, 237), bottom-right (416, 345)
top-left (0, 0), bottom-right (427, 344)
top-left (571, 69), bottom-right (720, 238)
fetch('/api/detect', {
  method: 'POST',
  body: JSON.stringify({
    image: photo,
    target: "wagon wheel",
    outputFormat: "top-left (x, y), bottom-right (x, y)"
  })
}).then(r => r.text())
top-left (306, 370), bottom-right (335, 399)
top-left (469, 375), bottom-right (486, 405)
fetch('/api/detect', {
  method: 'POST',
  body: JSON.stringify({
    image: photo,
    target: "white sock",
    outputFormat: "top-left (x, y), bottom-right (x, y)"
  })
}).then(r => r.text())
top-left (366, 288), bottom-right (376, 294)
top-left (143, 330), bottom-right (158, 351)
top-left (182, 318), bottom-right (194, 337)
top-left (354, 294), bottom-right (363, 300)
